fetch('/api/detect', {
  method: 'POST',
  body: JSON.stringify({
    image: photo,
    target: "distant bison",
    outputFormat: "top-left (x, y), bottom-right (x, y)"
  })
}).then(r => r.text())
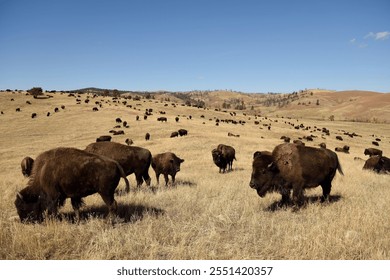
top-left (125, 138), bottom-right (133, 146)
top-left (14, 147), bottom-right (129, 223)
top-left (250, 143), bottom-right (343, 207)
top-left (336, 136), bottom-right (343, 141)
top-left (178, 129), bottom-right (188, 136)
top-left (31, 113), bottom-right (37, 118)
top-left (364, 148), bottom-right (382, 157)
top-left (170, 131), bottom-right (179, 138)
top-left (211, 144), bottom-right (236, 173)
top-left (363, 156), bottom-right (390, 174)
top-left (151, 152), bottom-right (184, 186)
top-left (96, 135), bottom-right (112, 142)
top-left (85, 142), bottom-right (152, 190)
top-left (21, 156), bottom-right (34, 177)
top-left (335, 145), bottom-right (349, 153)
top-left (145, 132), bottom-right (150, 141)
top-left (157, 117), bottom-right (167, 122)
top-left (372, 141), bottom-right (379, 146)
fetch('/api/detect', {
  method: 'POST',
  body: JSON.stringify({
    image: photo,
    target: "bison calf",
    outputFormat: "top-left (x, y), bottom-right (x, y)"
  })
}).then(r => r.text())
top-left (151, 152), bottom-right (184, 186)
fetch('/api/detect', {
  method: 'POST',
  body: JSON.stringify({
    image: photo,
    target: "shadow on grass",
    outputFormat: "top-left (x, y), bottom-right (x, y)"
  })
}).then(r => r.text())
top-left (265, 194), bottom-right (342, 212)
top-left (61, 202), bottom-right (165, 224)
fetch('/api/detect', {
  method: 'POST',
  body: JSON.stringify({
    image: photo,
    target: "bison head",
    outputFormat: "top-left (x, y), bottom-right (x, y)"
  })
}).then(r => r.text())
top-left (14, 192), bottom-right (44, 223)
top-left (211, 149), bottom-right (227, 169)
top-left (249, 151), bottom-right (280, 197)
top-left (171, 157), bottom-right (184, 173)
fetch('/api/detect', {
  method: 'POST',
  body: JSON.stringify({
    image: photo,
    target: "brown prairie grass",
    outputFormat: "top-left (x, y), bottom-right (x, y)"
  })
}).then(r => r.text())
top-left (0, 91), bottom-right (389, 260)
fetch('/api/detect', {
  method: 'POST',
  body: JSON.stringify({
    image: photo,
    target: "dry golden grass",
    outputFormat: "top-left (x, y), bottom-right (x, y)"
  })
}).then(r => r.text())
top-left (0, 90), bottom-right (389, 260)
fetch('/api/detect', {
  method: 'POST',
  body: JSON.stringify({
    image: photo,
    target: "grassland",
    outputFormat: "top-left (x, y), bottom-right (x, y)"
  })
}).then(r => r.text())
top-left (0, 90), bottom-right (389, 260)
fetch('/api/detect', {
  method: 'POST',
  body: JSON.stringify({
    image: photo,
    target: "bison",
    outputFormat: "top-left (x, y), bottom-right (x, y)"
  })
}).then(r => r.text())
top-left (21, 156), bottom-right (34, 177)
top-left (14, 147), bottom-right (129, 223)
top-left (178, 129), bottom-right (188, 136)
top-left (96, 135), bottom-right (112, 142)
top-left (145, 132), bottom-right (150, 141)
top-left (363, 156), bottom-right (390, 174)
top-left (85, 142), bottom-right (152, 190)
top-left (364, 148), bottom-right (382, 157)
top-left (170, 131), bottom-right (179, 138)
top-left (151, 152), bottom-right (184, 186)
top-left (249, 143), bottom-right (343, 207)
top-left (211, 144), bottom-right (236, 173)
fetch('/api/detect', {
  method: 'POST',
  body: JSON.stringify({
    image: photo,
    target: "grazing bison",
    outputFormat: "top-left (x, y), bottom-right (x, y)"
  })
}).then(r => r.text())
top-left (178, 129), bottom-right (188, 136)
top-left (31, 113), bottom-right (37, 118)
top-left (21, 156), bottom-right (34, 177)
top-left (170, 131), bottom-right (179, 138)
top-left (335, 146), bottom-right (349, 153)
top-left (14, 147), bottom-right (129, 223)
top-left (364, 148), bottom-right (382, 157)
top-left (212, 144), bottom-right (236, 173)
top-left (293, 139), bottom-right (305, 146)
top-left (249, 143), bottom-right (343, 207)
top-left (363, 156), bottom-right (390, 174)
top-left (85, 142), bottom-right (152, 190)
top-left (157, 117), bottom-right (167, 122)
top-left (96, 135), bottom-right (112, 142)
top-left (151, 152), bottom-right (184, 186)
top-left (125, 138), bottom-right (133, 146)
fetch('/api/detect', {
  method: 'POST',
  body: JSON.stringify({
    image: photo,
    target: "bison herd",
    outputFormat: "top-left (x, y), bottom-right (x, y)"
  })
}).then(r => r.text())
top-left (14, 135), bottom-right (389, 224)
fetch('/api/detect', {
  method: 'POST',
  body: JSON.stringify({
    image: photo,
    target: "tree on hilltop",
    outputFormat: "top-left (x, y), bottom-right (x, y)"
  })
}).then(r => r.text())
top-left (28, 87), bottom-right (43, 98)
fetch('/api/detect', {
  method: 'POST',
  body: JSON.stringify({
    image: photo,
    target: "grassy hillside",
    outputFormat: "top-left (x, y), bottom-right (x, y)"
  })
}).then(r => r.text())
top-left (0, 90), bottom-right (389, 259)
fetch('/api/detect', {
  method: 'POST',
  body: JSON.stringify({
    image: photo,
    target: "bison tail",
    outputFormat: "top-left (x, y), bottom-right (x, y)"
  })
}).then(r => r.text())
top-left (115, 162), bottom-right (130, 193)
top-left (337, 161), bottom-right (344, 176)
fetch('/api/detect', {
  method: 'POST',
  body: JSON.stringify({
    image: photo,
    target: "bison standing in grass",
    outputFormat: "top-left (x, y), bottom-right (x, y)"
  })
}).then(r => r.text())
top-left (85, 142), bottom-right (152, 190)
top-left (151, 152), bottom-right (184, 186)
top-left (14, 147), bottom-right (129, 223)
top-left (211, 144), bottom-right (236, 173)
top-left (249, 143), bottom-right (343, 208)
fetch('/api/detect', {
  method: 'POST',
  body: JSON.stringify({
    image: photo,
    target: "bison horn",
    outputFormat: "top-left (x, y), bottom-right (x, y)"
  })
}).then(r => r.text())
top-left (267, 162), bottom-right (278, 172)
top-left (17, 192), bottom-right (24, 201)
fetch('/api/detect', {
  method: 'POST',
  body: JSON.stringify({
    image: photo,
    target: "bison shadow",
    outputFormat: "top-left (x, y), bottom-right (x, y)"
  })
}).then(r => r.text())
top-left (265, 194), bottom-right (342, 212)
top-left (61, 203), bottom-right (165, 224)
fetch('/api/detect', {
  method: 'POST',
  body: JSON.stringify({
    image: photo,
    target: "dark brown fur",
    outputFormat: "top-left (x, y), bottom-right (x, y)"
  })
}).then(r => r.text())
top-left (15, 147), bottom-right (129, 223)
top-left (151, 152), bottom-right (184, 186)
top-left (364, 148), bottom-right (383, 157)
top-left (21, 156), bottom-right (34, 177)
top-left (250, 143), bottom-right (343, 207)
top-left (212, 144), bottom-right (236, 173)
top-left (363, 155), bottom-right (390, 174)
top-left (85, 142), bottom-right (152, 190)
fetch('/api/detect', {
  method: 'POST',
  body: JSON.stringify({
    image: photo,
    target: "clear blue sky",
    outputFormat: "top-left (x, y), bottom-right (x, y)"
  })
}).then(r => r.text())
top-left (0, 0), bottom-right (389, 93)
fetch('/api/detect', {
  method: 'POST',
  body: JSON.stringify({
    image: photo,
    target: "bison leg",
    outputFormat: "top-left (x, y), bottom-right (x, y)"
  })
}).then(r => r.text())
top-left (163, 174), bottom-right (169, 186)
top-left (320, 181), bottom-right (332, 203)
top-left (279, 189), bottom-right (291, 206)
top-left (143, 174), bottom-right (151, 187)
top-left (135, 174), bottom-right (144, 188)
top-left (155, 173), bottom-right (160, 185)
top-left (292, 184), bottom-right (305, 207)
top-left (71, 197), bottom-right (83, 223)
top-left (171, 174), bottom-right (176, 185)
top-left (100, 194), bottom-right (118, 222)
